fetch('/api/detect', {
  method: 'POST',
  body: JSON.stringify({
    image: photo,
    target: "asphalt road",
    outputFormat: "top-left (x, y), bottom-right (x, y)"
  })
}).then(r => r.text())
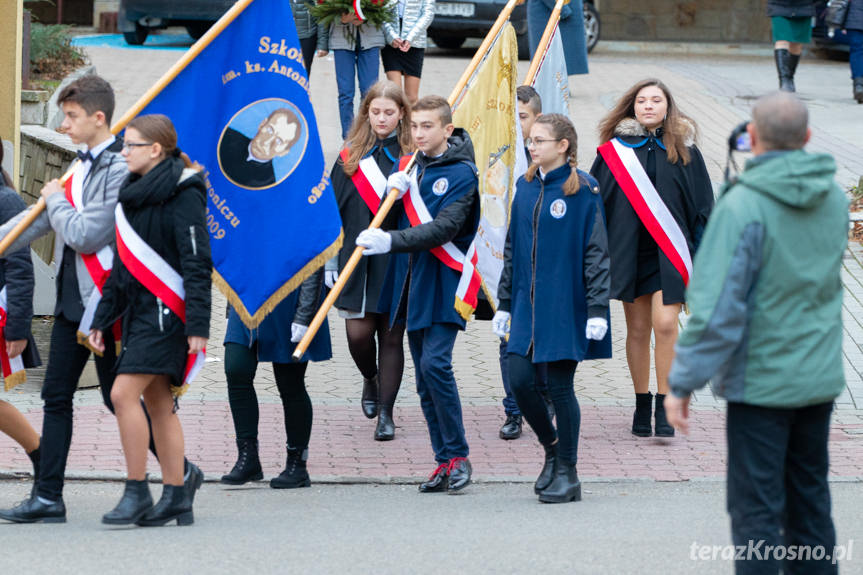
top-left (0, 479), bottom-right (860, 574)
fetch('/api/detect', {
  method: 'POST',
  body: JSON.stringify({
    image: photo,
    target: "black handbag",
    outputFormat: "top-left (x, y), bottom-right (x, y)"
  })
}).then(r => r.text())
top-left (824, 0), bottom-right (850, 29)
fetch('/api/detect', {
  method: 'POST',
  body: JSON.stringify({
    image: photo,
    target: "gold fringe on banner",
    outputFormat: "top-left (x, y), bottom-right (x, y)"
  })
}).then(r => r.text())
top-left (214, 230), bottom-right (344, 329)
top-left (3, 370), bottom-right (26, 392)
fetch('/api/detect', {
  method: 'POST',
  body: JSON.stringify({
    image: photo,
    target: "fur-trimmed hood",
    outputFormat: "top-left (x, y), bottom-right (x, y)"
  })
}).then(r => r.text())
top-left (613, 117), bottom-right (696, 147)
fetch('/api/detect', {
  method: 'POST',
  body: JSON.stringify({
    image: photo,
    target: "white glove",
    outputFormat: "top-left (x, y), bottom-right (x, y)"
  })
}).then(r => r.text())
top-left (387, 171), bottom-right (411, 199)
top-left (324, 270), bottom-right (339, 289)
top-left (492, 311), bottom-right (511, 338)
top-left (585, 317), bottom-right (608, 341)
top-left (291, 322), bottom-right (308, 343)
top-left (356, 228), bottom-right (392, 255)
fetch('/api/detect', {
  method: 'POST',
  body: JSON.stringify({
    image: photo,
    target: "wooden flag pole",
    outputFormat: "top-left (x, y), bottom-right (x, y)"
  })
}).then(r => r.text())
top-left (0, 0), bottom-right (257, 258)
top-left (293, 0), bottom-right (525, 360)
top-left (523, 0), bottom-right (567, 87)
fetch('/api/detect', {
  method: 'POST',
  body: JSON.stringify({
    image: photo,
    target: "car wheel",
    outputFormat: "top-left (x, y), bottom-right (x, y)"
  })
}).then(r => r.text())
top-left (186, 22), bottom-right (212, 40)
top-left (123, 23), bottom-right (149, 46)
top-left (430, 35), bottom-right (466, 50)
top-left (584, 2), bottom-right (600, 53)
top-left (517, 32), bottom-right (530, 60)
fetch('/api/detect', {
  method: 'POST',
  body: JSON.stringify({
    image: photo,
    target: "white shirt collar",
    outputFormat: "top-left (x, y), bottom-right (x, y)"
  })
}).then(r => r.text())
top-left (86, 135), bottom-right (116, 162)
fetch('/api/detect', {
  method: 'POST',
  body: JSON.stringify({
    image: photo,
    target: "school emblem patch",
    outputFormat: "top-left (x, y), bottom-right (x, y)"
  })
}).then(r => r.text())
top-left (432, 177), bottom-right (449, 196)
top-left (550, 199), bottom-right (566, 219)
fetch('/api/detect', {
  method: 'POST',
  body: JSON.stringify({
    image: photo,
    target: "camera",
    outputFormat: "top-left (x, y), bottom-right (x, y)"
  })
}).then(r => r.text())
top-left (728, 121), bottom-right (751, 153)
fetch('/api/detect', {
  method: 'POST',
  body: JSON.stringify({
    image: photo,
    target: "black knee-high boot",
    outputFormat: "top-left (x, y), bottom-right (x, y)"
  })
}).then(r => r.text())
top-left (774, 49), bottom-right (796, 92)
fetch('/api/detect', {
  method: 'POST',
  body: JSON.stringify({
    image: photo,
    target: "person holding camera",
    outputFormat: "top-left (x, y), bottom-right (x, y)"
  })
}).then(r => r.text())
top-left (665, 91), bottom-right (847, 575)
top-left (590, 79), bottom-right (714, 439)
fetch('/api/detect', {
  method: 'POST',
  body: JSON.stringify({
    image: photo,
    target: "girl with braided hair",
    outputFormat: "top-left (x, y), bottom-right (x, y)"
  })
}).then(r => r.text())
top-left (494, 113), bottom-right (611, 503)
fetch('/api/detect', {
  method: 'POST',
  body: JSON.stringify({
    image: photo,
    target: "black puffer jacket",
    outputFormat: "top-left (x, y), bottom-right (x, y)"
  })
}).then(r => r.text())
top-left (0, 184), bottom-right (41, 368)
top-left (93, 155), bottom-right (212, 339)
top-left (767, 0), bottom-right (816, 18)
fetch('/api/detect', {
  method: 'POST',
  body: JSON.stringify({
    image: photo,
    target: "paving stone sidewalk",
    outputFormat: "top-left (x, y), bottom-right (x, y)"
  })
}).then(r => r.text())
top-left (2, 42), bottom-right (862, 484)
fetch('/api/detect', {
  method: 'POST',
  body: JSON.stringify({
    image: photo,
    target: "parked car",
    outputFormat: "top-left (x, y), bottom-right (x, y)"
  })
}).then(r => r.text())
top-left (119, 0), bottom-right (235, 45)
top-left (812, 0), bottom-right (851, 57)
top-left (428, 0), bottom-right (599, 59)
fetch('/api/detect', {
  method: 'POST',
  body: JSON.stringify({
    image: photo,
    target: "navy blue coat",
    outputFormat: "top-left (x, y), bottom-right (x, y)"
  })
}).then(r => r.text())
top-left (224, 274), bottom-right (331, 364)
top-left (847, 0), bottom-right (863, 31)
top-left (499, 165), bottom-right (611, 363)
top-left (378, 130), bottom-right (480, 332)
top-left (527, 0), bottom-right (588, 75)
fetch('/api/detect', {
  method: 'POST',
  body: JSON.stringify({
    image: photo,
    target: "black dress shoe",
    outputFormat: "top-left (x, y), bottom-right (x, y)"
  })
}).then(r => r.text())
top-left (361, 375), bottom-right (379, 419)
top-left (0, 495), bottom-right (66, 523)
top-left (136, 485), bottom-right (193, 527)
top-left (184, 461), bottom-right (204, 504)
top-left (538, 463), bottom-right (581, 504)
top-left (374, 407), bottom-right (395, 441)
top-left (534, 442), bottom-right (558, 494)
top-left (102, 479), bottom-right (153, 525)
top-left (499, 414), bottom-right (523, 440)
top-left (221, 439), bottom-right (264, 485)
top-left (418, 463), bottom-right (449, 493)
top-left (446, 457), bottom-right (472, 493)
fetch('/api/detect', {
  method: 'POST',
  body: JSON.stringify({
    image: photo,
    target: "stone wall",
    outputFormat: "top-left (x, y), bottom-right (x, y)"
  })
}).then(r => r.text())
top-left (596, 0), bottom-right (772, 43)
top-left (18, 126), bottom-right (76, 264)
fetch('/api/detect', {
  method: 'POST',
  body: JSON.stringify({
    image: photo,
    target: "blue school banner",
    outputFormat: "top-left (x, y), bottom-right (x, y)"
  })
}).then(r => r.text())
top-left (137, 0), bottom-right (342, 327)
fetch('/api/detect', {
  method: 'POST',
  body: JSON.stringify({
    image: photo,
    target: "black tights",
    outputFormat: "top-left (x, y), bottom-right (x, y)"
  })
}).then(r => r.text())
top-left (345, 313), bottom-right (405, 410)
top-left (509, 354), bottom-right (581, 465)
top-left (224, 342), bottom-right (312, 450)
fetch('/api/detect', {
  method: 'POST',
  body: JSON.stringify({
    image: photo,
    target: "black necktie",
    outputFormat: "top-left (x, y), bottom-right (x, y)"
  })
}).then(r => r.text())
top-left (77, 150), bottom-right (93, 163)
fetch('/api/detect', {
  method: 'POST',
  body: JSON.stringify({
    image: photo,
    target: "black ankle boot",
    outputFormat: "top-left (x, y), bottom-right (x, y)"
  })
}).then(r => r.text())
top-left (270, 446), bottom-right (311, 489)
top-left (27, 447), bottom-right (40, 481)
top-left (654, 393), bottom-right (675, 437)
top-left (361, 375), bottom-right (379, 419)
top-left (774, 49), bottom-right (796, 92)
top-left (632, 392), bottom-right (653, 437)
top-left (538, 462), bottom-right (581, 503)
top-left (102, 478), bottom-right (153, 525)
top-left (534, 442), bottom-right (558, 494)
top-left (221, 439), bottom-right (263, 485)
top-left (136, 484), bottom-right (193, 527)
top-left (374, 406), bottom-right (395, 441)
top-left (854, 77), bottom-right (863, 103)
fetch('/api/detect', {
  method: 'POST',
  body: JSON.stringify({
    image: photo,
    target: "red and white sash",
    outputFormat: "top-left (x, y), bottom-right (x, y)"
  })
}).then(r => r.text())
top-left (64, 169), bottom-right (119, 351)
top-left (114, 205), bottom-right (205, 396)
top-left (401, 169), bottom-right (482, 320)
top-left (0, 287), bottom-right (26, 391)
top-left (340, 148), bottom-right (410, 216)
top-left (598, 139), bottom-right (693, 285)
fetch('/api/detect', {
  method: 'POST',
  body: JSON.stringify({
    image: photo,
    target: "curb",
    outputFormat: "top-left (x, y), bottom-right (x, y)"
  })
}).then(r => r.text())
top-left (593, 40), bottom-right (775, 58)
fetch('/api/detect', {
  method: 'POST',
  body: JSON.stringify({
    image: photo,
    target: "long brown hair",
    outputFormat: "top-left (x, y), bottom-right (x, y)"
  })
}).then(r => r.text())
top-left (126, 114), bottom-right (201, 170)
top-left (597, 78), bottom-right (695, 165)
top-left (342, 81), bottom-right (412, 176)
top-left (524, 113), bottom-right (584, 196)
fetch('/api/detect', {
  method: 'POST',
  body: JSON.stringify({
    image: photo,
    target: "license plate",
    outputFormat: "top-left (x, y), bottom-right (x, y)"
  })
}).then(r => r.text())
top-left (436, 2), bottom-right (475, 17)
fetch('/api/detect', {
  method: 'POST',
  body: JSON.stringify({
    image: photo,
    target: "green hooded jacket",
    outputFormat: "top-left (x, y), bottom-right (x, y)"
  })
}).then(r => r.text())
top-left (669, 149), bottom-right (848, 408)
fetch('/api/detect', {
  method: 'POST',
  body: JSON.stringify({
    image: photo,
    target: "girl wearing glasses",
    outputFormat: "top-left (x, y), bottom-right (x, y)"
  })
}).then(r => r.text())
top-left (590, 79), bottom-right (713, 439)
top-left (89, 114), bottom-right (211, 526)
top-left (493, 114), bottom-right (611, 503)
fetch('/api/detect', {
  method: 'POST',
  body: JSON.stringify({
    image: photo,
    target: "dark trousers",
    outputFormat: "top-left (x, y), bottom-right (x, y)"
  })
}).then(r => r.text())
top-left (38, 314), bottom-right (121, 500)
top-left (299, 33), bottom-right (317, 75)
top-left (499, 338), bottom-right (548, 416)
top-left (224, 343), bottom-right (312, 450)
top-left (726, 401), bottom-right (837, 575)
top-left (508, 354), bottom-right (580, 465)
top-left (849, 29), bottom-right (863, 79)
top-left (407, 323), bottom-right (468, 463)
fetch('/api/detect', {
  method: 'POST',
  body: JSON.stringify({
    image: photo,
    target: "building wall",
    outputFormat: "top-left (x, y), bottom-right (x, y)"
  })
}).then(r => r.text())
top-left (596, 0), bottom-right (772, 43)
